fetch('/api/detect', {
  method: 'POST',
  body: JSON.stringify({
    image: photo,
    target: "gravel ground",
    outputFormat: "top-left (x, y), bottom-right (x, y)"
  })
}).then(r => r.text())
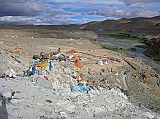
top-left (0, 32), bottom-right (160, 119)
top-left (0, 78), bottom-right (160, 119)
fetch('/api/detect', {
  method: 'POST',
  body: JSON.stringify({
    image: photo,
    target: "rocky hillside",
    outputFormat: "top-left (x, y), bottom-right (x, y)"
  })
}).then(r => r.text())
top-left (144, 37), bottom-right (160, 61)
top-left (82, 16), bottom-right (160, 36)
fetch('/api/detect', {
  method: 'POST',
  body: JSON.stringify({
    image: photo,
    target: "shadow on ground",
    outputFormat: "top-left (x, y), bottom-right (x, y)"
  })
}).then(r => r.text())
top-left (0, 93), bottom-right (8, 119)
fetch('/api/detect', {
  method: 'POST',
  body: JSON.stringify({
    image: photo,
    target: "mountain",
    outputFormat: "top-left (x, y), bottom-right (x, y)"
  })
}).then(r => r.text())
top-left (81, 16), bottom-right (160, 36)
top-left (0, 16), bottom-right (159, 37)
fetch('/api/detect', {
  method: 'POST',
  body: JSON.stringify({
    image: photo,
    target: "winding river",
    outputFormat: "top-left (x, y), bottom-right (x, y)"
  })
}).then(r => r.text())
top-left (98, 35), bottom-right (160, 74)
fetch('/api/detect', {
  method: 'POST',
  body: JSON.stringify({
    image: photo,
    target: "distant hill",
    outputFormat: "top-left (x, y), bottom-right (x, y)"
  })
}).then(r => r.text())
top-left (81, 16), bottom-right (160, 36)
top-left (0, 24), bottom-right (80, 30)
top-left (0, 16), bottom-right (160, 36)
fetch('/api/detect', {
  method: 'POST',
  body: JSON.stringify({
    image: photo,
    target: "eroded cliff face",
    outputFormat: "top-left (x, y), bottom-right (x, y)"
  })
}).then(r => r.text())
top-left (144, 37), bottom-right (160, 61)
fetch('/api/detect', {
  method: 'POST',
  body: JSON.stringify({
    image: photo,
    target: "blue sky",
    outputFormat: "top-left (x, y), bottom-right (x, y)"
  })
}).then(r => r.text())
top-left (0, 0), bottom-right (159, 25)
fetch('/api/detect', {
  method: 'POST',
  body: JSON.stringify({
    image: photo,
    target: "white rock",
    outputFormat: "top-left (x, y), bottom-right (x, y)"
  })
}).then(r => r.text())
top-left (97, 60), bottom-right (104, 65)
top-left (60, 112), bottom-right (68, 118)
top-left (144, 112), bottom-right (155, 119)
top-left (5, 69), bottom-right (16, 78)
top-left (0, 41), bottom-right (3, 45)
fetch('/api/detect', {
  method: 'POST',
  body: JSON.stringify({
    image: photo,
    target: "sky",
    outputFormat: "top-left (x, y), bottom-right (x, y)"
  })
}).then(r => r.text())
top-left (0, 0), bottom-right (159, 25)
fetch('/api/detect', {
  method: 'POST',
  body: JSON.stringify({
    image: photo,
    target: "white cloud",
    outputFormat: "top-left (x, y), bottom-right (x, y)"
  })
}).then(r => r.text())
top-left (87, 8), bottom-right (160, 18)
top-left (44, 0), bottom-right (120, 4)
top-left (121, 0), bottom-right (160, 5)
top-left (0, 0), bottom-right (159, 24)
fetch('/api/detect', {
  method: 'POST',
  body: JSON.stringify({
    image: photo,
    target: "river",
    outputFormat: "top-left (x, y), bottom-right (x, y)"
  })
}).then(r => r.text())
top-left (98, 35), bottom-right (160, 74)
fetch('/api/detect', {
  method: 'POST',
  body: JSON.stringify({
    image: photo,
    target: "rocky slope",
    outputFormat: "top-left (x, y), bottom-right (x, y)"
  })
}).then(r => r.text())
top-left (144, 37), bottom-right (160, 61)
top-left (0, 22), bottom-right (160, 119)
top-left (1, 77), bottom-right (160, 119)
